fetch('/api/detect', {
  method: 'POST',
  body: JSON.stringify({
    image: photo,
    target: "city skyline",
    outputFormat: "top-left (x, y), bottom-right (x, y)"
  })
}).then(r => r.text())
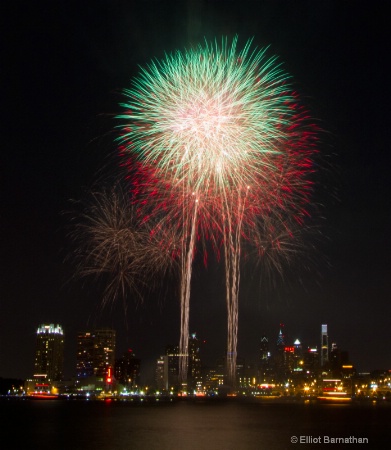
top-left (11, 321), bottom-right (387, 386)
top-left (7, 321), bottom-right (391, 406)
top-left (1, 2), bottom-right (390, 380)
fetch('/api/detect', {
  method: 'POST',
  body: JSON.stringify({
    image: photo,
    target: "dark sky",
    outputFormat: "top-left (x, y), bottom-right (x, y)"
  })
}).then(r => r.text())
top-left (1, 1), bottom-right (390, 382)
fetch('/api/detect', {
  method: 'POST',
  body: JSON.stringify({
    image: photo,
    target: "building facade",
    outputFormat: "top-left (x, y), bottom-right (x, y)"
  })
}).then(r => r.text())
top-left (187, 333), bottom-right (202, 391)
top-left (75, 328), bottom-right (116, 391)
top-left (76, 331), bottom-right (95, 379)
top-left (33, 324), bottom-right (64, 381)
top-left (93, 328), bottom-right (116, 378)
top-left (115, 349), bottom-right (141, 388)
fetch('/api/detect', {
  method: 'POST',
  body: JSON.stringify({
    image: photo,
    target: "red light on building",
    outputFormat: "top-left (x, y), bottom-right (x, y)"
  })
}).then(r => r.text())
top-left (106, 367), bottom-right (112, 384)
top-left (284, 346), bottom-right (295, 353)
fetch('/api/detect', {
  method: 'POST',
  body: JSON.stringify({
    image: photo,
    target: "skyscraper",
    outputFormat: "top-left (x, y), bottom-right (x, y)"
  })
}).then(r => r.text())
top-left (303, 347), bottom-right (319, 375)
top-left (277, 327), bottom-right (285, 347)
top-left (93, 328), bottom-right (116, 378)
top-left (155, 356), bottom-right (165, 391)
top-left (187, 333), bottom-right (202, 391)
top-left (165, 345), bottom-right (180, 390)
top-left (76, 331), bottom-right (95, 379)
top-left (115, 349), bottom-right (141, 388)
top-left (155, 344), bottom-right (186, 391)
top-left (155, 335), bottom-right (204, 392)
top-left (274, 325), bottom-right (286, 379)
top-left (258, 335), bottom-right (272, 383)
top-left (76, 328), bottom-right (116, 382)
top-left (33, 324), bottom-right (64, 381)
top-left (321, 324), bottom-right (329, 367)
top-left (259, 335), bottom-right (270, 364)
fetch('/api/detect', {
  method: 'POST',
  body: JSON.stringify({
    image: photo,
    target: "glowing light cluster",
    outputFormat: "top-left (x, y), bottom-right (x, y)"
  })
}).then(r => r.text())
top-left (37, 324), bottom-right (64, 335)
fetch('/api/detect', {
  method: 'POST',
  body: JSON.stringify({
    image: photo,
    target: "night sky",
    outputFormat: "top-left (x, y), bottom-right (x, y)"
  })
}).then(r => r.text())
top-left (1, 1), bottom-right (390, 383)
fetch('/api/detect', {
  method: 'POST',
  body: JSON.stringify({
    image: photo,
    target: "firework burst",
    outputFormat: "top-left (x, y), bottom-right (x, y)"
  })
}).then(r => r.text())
top-left (116, 37), bottom-right (317, 385)
top-left (118, 37), bottom-right (298, 194)
top-left (70, 184), bottom-right (179, 310)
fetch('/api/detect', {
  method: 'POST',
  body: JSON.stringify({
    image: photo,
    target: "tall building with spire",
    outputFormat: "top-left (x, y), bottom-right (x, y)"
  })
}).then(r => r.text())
top-left (33, 324), bottom-right (64, 382)
top-left (274, 324), bottom-right (286, 380)
top-left (277, 326), bottom-right (285, 347)
top-left (258, 335), bottom-right (272, 382)
top-left (259, 335), bottom-right (270, 364)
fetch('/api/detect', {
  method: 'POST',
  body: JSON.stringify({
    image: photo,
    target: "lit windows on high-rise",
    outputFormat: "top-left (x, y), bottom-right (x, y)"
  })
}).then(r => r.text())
top-left (33, 324), bottom-right (64, 381)
top-left (188, 333), bottom-right (202, 390)
top-left (76, 328), bottom-right (116, 382)
top-left (94, 328), bottom-right (116, 378)
top-left (76, 332), bottom-right (94, 379)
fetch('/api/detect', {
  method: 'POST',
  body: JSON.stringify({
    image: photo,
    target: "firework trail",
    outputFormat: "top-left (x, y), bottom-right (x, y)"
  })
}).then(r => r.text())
top-left (117, 37), bottom-right (317, 385)
top-left (120, 162), bottom-right (209, 382)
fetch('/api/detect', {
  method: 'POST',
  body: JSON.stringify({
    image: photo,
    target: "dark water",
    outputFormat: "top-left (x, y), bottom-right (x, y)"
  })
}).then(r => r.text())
top-left (1, 398), bottom-right (390, 449)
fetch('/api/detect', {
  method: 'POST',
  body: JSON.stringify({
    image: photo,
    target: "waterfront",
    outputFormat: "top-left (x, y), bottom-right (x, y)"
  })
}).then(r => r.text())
top-left (1, 398), bottom-right (390, 449)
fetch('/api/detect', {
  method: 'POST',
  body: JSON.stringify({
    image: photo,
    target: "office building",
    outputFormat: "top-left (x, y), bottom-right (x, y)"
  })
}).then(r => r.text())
top-left (76, 331), bottom-right (95, 379)
top-left (93, 328), bottom-right (116, 378)
top-left (274, 325), bottom-right (286, 379)
top-left (115, 349), bottom-right (141, 388)
top-left (187, 333), bottom-right (202, 391)
top-left (155, 356), bottom-right (165, 391)
top-left (155, 345), bottom-right (180, 391)
top-left (303, 347), bottom-right (319, 375)
top-left (75, 328), bottom-right (116, 382)
top-left (258, 335), bottom-right (272, 383)
top-left (165, 345), bottom-right (180, 390)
